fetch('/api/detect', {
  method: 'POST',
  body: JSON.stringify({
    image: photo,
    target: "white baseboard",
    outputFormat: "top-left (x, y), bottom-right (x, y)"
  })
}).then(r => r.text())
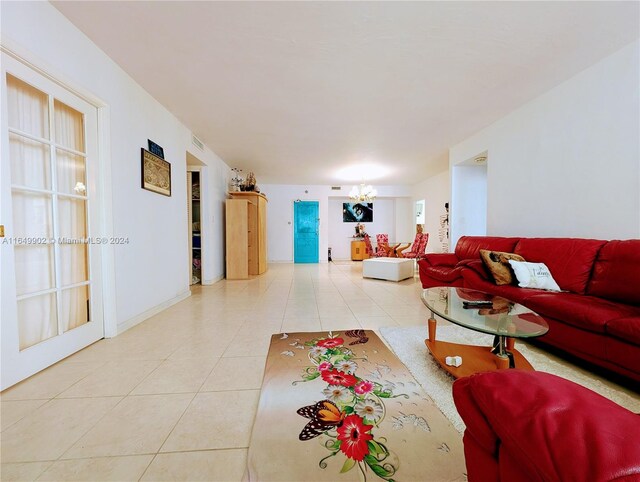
top-left (268, 260), bottom-right (330, 264)
top-left (115, 289), bottom-right (191, 336)
top-left (202, 274), bottom-right (224, 285)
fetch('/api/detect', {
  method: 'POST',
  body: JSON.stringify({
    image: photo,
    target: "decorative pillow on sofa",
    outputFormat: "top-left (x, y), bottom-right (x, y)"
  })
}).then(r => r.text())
top-left (508, 260), bottom-right (561, 291)
top-left (479, 249), bottom-right (525, 285)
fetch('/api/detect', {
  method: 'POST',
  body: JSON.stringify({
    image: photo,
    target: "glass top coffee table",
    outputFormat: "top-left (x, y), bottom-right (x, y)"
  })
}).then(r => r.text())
top-left (421, 287), bottom-right (549, 378)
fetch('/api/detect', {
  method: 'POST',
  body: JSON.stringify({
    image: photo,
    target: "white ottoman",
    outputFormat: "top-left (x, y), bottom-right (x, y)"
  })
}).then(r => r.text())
top-left (362, 258), bottom-right (414, 282)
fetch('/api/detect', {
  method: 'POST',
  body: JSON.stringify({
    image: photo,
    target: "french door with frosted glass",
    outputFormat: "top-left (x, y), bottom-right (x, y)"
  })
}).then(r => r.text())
top-left (1, 54), bottom-right (104, 390)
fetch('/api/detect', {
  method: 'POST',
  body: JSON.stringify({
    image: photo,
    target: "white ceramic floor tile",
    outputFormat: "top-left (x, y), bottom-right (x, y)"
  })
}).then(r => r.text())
top-left (62, 394), bottom-right (193, 459)
top-left (57, 360), bottom-right (163, 398)
top-left (1, 362), bottom-right (105, 401)
top-left (200, 357), bottom-right (266, 391)
top-left (131, 357), bottom-right (219, 395)
top-left (223, 333), bottom-right (274, 357)
top-left (0, 462), bottom-right (52, 482)
top-left (1, 400), bottom-right (47, 432)
top-left (37, 455), bottom-right (153, 481)
top-left (141, 449), bottom-right (247, 481)
top-left (357, 315), bottom-right (398, 330)
top-left (160, 390), bottom-right (260, 452)
top-left (1, 397), bottom-right (121, 462)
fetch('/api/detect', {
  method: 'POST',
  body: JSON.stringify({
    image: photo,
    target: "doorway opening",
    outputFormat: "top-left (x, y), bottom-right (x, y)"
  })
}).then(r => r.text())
top-left (450, 152), bottom-right (488, 246)
top-left (188, 171), bottom-right (201, 285)
top-left (187, 152), bottom-right (207, 285)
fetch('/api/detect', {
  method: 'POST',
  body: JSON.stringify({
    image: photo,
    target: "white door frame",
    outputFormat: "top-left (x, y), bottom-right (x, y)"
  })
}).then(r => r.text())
top-left (1, 43), bottom-right (116, 389)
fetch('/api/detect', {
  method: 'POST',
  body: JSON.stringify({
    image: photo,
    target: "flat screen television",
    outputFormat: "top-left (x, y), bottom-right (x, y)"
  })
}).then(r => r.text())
top-left (343, 202), bottom-right (373, 223)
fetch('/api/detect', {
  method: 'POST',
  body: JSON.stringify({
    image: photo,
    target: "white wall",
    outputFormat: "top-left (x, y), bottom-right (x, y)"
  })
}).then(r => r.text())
top-left (450, 40), bottom-right (640, 240)
top-left (260, 184), bottom-right (412, 262)
top-left (1, 2), bottom-right (230, 333)
top-left (328, 198), bottom-right (399, 260)
top-left (395, 197), bottom-right (413, 250)
top-left (450, 164), bottom-right (487, 246)
top-left (412, 170), bottom-right (451, 253)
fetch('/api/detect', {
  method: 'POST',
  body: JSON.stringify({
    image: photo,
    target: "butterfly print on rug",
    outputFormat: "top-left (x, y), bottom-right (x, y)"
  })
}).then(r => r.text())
top-left (345, 329), bottom-right (369, 345)
top-left (297, 400), bottom-right (346, 441)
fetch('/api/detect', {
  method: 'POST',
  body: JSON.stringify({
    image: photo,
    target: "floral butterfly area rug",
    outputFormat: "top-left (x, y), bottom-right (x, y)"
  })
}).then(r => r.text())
top-left (244, 330), bottom-right (466, 482)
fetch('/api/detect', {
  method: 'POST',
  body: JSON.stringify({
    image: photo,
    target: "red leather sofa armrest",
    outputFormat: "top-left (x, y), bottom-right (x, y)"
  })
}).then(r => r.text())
top-left (452, 376), bottom-right (498, 450)
top-left (422, 252), bottom-right (459, 267)
top-left (453, 371), bottom-right (640, 482)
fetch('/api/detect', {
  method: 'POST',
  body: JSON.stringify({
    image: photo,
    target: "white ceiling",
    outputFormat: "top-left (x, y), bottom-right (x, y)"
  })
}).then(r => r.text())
top-left (53, 1), bottom-right (639, 185)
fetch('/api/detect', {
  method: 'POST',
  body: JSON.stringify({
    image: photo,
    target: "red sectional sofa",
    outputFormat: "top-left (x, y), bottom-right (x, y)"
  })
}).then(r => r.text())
top-left (452, 370), bottom-right (640, 482)
top-left (417, 236), bottom-right (640, 382)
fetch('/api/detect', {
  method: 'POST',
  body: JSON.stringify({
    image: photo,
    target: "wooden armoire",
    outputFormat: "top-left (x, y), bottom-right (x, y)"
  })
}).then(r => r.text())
top-left (225, 192), bottom-right (268, 279)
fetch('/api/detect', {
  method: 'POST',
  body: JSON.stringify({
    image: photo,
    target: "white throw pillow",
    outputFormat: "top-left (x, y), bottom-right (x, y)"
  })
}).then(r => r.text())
top-left (508, 260), bottom-right (561, 291)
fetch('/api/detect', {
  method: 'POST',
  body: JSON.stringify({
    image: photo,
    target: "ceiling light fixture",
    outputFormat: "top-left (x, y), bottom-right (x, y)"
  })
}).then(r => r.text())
top-left (349, 182), bottom-right (377, 202)
top-left (335, 163), bottom-right (391, 182)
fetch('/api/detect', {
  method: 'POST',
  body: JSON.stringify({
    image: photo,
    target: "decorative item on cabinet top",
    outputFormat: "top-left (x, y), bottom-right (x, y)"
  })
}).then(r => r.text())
top-left (230, 167), bottom-right (243, 192)
top-left (240, 171), bottom-right (261, 193)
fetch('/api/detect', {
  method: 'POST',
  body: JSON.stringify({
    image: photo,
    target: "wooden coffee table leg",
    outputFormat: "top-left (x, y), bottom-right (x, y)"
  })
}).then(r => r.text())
top-left (428, 313), bottom-right (437, 342)
top-left (495, 354), bottom-right (510, 370)
top-left (494, 335), bottom-right (511, 370)
top-left (506, 337), bottom-right (515, 351)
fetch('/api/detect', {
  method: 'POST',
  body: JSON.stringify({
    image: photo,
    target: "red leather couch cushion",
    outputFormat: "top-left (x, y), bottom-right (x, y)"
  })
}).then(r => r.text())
top-left (606, 334), bottom-right (640, 374)
top-left (587, 240), bottom-right (640, 305)
top-left (524, 292), bottom-right (640, 334)
top-left (606, 316), bottom-right (640, 345)
top-left (461, 268), bottom-right (548, 304)
top-left (420, 252), bottom-right (459, 267)
top-left (536, 318), bottom-right (609, 361)
top-left (514, 238), bottom-right (606, 294)
top-left (455, 236), bottom-right (519, 261)
top-left (422, 265), bottom-right (465, 283)
top-left (453, 371), bottom-right (640, 482)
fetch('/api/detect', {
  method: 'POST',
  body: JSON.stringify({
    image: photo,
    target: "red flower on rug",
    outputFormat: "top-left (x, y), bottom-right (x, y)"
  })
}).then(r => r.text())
top-left (317, 337), bottom-right (344, 349)
top-left (354, 380), bottom-right (374, 395)
top-left (317, 361), bottom-right (332, 372)
top-left (321, 370), bottom-right (357, 387)
top-left (337, 414), bottom-right (373, 461)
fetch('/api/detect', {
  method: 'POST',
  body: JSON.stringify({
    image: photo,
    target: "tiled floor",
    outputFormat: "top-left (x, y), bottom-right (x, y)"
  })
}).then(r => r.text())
top-left (1, 262), bottom-right (434, 481)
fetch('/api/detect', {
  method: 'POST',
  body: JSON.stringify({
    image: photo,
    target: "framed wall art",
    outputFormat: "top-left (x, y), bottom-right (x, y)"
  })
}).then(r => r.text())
top-left (141, 148), bottom-right (171, 196)
top-left (343, 202), bottom-right (373, 222)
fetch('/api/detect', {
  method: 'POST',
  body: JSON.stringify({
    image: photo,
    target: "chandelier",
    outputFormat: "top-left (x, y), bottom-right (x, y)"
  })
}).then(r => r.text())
top-left (349, 183), bottom-right (377, 202)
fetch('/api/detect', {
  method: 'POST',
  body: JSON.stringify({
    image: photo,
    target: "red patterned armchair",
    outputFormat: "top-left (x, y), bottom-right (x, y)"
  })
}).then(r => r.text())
top-left (398, 233), bottom-right (429, 259)
top-left (362, 234), bottom-right (375, 258)
top-left (375, 233), bottom-right (391, 257)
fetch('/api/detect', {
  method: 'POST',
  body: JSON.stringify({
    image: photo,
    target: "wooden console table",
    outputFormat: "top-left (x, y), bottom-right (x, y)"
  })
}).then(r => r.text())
top-left (351, 240), bottom-right (369, 261)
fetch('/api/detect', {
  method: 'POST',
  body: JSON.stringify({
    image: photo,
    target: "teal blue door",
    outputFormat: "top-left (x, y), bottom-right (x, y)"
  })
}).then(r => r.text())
top-left (294, 201), bottom-right (319, 263)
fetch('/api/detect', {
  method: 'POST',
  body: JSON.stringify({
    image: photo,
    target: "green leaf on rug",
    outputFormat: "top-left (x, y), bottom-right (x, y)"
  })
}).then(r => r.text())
top-left (373, 389), bottom-right (392, 398)
top-left (367, 440), bottom-right (387, 456)
top-left (364, 455), bottom-right (395, 479)
top-left (340, 457), bottom-right (356, 473)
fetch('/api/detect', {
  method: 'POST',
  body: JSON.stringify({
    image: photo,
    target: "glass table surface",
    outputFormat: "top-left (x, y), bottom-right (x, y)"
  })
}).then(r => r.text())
top-left (421, 287), bottom-right (549, 339)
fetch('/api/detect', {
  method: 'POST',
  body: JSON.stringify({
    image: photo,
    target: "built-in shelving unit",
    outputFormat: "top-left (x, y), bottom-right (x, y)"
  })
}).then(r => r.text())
top-left (188, 171), bottom-right (201, 285)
